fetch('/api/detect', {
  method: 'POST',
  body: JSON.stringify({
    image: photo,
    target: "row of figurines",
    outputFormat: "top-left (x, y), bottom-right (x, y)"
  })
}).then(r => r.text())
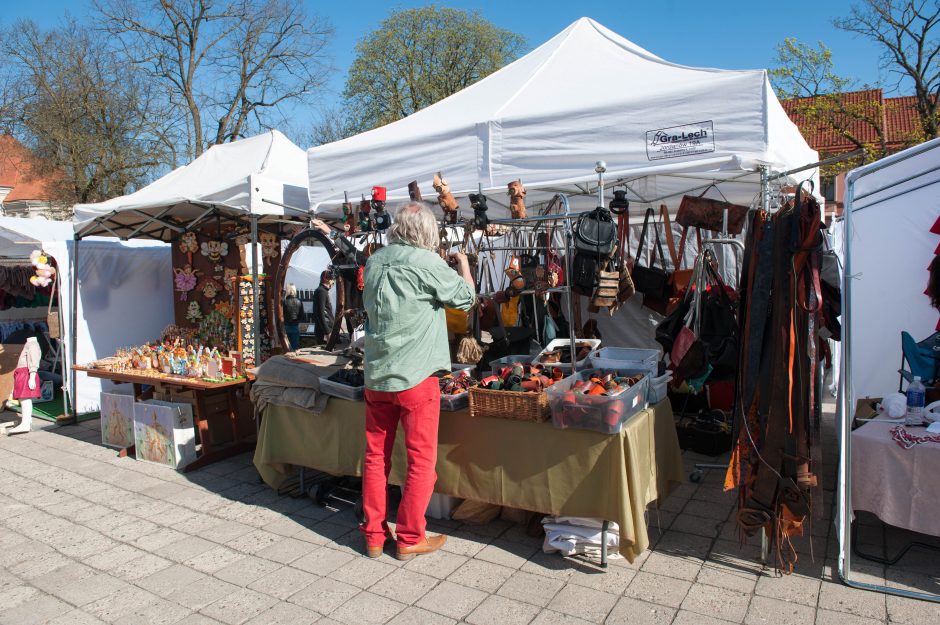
top-left (118, 343), bottom-right (243, 378)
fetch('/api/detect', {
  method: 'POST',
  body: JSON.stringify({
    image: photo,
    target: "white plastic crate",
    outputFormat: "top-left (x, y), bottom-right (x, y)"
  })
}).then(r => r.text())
top-left (532, 338), bottom-right (601, 368)
top-left (319, 376), bottom-right (364, 401)
top-left (484, 354), bottom-right (532, 374)
top-left (545, 368), bottom-right (649, 434)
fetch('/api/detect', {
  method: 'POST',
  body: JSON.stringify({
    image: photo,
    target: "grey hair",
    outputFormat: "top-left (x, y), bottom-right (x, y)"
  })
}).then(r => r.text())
top-left (388, 202), bottom-right (439, 250)
top-left (285, 283), bottom-right (297, 297)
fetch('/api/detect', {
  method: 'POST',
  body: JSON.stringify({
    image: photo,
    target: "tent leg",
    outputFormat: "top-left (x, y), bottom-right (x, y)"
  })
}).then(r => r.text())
top-left (251, 217), bottom-right (261, 366)
top-left (68, 237), bottom-right (80, 425)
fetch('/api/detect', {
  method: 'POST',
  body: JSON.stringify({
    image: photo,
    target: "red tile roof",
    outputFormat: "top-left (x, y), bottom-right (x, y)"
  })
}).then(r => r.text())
top-left (0, 135), bottom-right (55, 202)
top-left (781, 89), bottom-right (926, 152)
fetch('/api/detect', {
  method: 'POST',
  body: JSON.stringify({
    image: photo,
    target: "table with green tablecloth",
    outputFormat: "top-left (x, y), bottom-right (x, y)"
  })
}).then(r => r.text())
top-left (254, 399), bottom-right (684, 562)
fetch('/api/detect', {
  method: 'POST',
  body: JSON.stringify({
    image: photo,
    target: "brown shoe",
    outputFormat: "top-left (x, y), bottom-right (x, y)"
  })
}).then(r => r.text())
top-left (395, 534), bottom-right (447, 561)
top-left (365, 533), bottom-right (395, 558)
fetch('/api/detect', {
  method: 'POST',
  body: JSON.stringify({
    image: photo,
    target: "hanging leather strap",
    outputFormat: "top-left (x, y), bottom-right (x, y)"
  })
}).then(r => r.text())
top-left (637, 207), bottom-right (667, 270)
top-left (660, 205), bottom-right (680, 270)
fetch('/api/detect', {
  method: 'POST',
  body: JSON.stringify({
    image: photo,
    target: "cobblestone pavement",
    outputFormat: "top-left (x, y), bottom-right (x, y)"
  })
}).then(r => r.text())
top-left (0, 403), bottom-right (937, 625)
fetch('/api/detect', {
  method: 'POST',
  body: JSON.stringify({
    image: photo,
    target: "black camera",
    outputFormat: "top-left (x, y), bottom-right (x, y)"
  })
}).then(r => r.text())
top-left (469, 192), bottom-right (489, 230)
top-left (609, 189), bottom-right (629, 214)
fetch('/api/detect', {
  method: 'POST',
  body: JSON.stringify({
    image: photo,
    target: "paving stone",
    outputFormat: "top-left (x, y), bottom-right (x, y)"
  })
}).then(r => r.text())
top-left (744, 595), bottom-right (815, 625)
top-left (385, 605), bottom-right (457, 625)
top-left (466, 594), bottom-right (540, 625)
top-left (438, 530), bottom-right (490, 558)
top-left (403, 549), bottom-right (468, 579)
top-left (226, 529), bottom-right (289, 556)
top-left (680, 582), bottom-right (751, 622)
top-left (154, 535), bottom-right (218, 563)
top-left (368, 567), bottom-right (439, 605)
top-left (605, 596), bottom-right (676, 625)
top-left (293, 547), bottom-right (356, 576)
top-left (754, 570), bottom-right (821, 607)
top-left (8, 550), bottom-right (75, 580)
top-left (111, 553), bottom-right (174, 581)
top-left (111, 598), bottom-right (192, 625)
top-left (251, 536), bottom-right (318, 565)
top-left (669, 514), bottom-right (722, 538)
top-left (447, 558), bottom-right (515, 593)
top-left (330, 590), bottom-right (407, 625)
top-left (246, 565), bottom-right (318, 601)
top-left (213, 555), bottom-right (282, 587)
top-left (137, 563), bottom-right (208, 598)
top-left (696, 562), bottom-right (760, 594)
top-left (817, 580), bottom-right (886, 620)
top-left (83, 586), bottom-right (164, 622)
top-left (85, 544), bottom-right (148, 572)
top-left (167, 576), bottom-right (240, 611)
top-left (885, 593), bottom-right (940, 625)
top-left (288, 576), bottom-right (361, 615)
top-left (243, 601), bottom-right (321, 625)
top-left (416, 579), bottom-right (488, 620)
top-left (474, 541), bottom-right (538, 569)
top-left (132, 527), bottom-right (188, 552)
top-left (45, 608), bottom-right (109, 625)
top-left (497, 570), bottom-right (565, 608)
top-left (545, 583), bottom-right (617, 623)
top-left (640, 551), bottom-right (703, 581)
top-left (0, 593), bottom-right (72, 625)
top-left (328, 554), bottom-right (398, 589)
top-left (200, 588), bottom-right (277, 625)
top-left (520, 551), bottom-right (577, 581)
top-left (672, 609), bottom-right (739, 625)
top-left (528, 609), bottom-right (595, 625)
top-left (624, 571), bottom-right (693, 609)
top-left (0, 585), bottom-right (40, 611)
top-left (814, 608), bottom-right (884, 625)
top-left (567, 562), bottom-right (636, 594)
top-left (184, 546), bottom-right (246, 574)
top-left (681, 498), bottom-right (734, 521)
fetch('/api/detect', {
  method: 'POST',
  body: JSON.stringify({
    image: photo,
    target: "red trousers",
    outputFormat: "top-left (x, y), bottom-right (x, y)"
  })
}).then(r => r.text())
top-left (361, 377), bottom-right (440, 547)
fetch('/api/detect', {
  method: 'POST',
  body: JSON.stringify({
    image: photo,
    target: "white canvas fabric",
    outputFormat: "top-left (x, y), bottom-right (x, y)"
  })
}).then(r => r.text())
top-left (73, 130), bottom-right (310, 239)
top-left (307, 17), bottom-right (817, 217)
top-left (0, 217), bottom-right (173, 413)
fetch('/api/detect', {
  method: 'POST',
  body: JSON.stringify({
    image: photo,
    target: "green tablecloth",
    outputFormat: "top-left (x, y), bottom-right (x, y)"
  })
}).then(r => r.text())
top-left (254, 399), bottom-right (684, 561)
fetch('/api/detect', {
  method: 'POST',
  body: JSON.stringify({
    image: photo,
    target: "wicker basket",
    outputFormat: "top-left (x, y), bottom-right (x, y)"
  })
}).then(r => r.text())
top-left (468, 386), bottom-right (550, 422)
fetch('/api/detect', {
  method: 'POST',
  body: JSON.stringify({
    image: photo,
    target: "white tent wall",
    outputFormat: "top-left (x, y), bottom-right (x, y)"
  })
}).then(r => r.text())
top-left (65, 240), bottom-right (174, 413)
top-left (307, 18), bottom-right (817, 218)
top-left (837, 137), bottom-right (940, 602)
top-left (0, 217), bottom-right (173, 414)
top-left (843, 141), bottom-right (940, 401)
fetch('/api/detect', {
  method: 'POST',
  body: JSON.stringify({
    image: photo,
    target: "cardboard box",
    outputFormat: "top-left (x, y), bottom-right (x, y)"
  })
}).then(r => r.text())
top-left (100, 392), bottom-right (135, 449)
top-left (133, 400), bottom-right (197, 470)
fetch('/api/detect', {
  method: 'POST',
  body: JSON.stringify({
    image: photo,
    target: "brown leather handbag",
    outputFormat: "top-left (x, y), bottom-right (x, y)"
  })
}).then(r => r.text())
top-left (676, 189), bottom-right (748, 234)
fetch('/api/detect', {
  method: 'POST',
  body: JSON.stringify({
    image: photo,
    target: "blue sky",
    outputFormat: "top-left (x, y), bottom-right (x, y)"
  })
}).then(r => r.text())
top-left (0, 0), bottom-right (891, 135)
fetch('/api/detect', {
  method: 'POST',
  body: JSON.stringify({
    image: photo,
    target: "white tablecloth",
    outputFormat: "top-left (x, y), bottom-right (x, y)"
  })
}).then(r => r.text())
top-left (852, 416), bottom-right (940, 537)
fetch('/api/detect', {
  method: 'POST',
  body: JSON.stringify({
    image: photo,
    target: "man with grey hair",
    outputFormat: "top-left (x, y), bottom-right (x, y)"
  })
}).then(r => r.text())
top-left (360, 201), bottom-right (475, 560)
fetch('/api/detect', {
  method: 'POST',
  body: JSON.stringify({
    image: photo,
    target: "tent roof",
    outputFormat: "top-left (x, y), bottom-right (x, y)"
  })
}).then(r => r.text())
top-left (0, 216), bottom-right (73, 258)
top-left (73, 130), bottom-right (310, 241)
top-left (308, 17), bottom-right (817, 217)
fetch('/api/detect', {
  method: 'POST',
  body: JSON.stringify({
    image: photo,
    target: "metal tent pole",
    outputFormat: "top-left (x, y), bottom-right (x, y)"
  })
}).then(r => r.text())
top-left (69, 236), bottom-right (80, 425)
top-left (250, 217), bottom-right (261, 367)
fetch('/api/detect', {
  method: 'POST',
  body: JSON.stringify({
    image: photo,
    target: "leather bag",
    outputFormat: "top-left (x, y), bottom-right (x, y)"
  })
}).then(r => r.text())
top-left (574, 207), bottom-right (616, 257)
top-left (676, 193), bottom-right (748, 234)
top-left (632, 207), bottom-right (670, 303)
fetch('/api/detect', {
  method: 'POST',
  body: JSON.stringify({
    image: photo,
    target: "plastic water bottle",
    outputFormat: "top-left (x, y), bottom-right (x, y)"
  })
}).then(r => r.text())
top-left (905, 376), bottom-right (926, 425)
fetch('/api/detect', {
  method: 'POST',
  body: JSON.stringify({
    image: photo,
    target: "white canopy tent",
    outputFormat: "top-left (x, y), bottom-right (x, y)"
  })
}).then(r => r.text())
top-left (836, 138), bottom-right (940, 603)
top-left (0, 217), bottom-right (173, 415)
top-left (307, 17), bottom-right (818, 217)
top-left (73, 129), bottom-right (311, 240)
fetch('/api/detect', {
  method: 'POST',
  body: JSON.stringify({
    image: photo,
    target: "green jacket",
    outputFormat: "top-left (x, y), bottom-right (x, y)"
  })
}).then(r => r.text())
top-left (362, 243), bottom-right (475, 391)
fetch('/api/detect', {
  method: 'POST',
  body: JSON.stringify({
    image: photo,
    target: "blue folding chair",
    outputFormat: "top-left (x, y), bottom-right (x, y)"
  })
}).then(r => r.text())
top-left (898, 331), bottom-right (940, 391)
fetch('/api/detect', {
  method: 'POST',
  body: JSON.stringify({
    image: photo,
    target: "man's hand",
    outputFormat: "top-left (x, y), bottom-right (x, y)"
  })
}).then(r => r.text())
top-left (448, 252), bottom-right (474, 289)
top-left (311, 219), bottom-right (331, 236)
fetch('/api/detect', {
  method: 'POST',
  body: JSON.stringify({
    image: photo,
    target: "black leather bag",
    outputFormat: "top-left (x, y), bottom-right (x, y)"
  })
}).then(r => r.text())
top-left (571, 253), bottom-right (601, 296)
top-left (632, 208), bottom-right (670, 301)
top-left (574, 207), bottom-right (616, 257)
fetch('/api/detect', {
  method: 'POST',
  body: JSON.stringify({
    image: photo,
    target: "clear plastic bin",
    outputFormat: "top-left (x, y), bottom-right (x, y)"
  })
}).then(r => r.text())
top-left (589, 347), bottom-right (659, 368)
top-left (440, 392), bottom-right (469, 412)
top-left (319, 376), bottom-right (364, 401)
top-left (532, 338), bottom-right (601, 368)
top-left (545, 368), bottom-right (649, 434)
top-left (484, 355), bottom-right (532, 374)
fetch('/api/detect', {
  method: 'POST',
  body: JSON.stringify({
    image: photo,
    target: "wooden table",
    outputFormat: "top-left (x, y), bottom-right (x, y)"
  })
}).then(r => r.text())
top-left (74, 366), bottom-right (255, 471)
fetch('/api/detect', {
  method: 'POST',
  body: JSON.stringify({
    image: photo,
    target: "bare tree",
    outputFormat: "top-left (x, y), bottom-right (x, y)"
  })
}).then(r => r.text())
top-left (96, 0), bottom-right (333, 159)
top-left (1, 19), bottom-right (174, 206)
top-left (835, 0), bottom-right (940, 139)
